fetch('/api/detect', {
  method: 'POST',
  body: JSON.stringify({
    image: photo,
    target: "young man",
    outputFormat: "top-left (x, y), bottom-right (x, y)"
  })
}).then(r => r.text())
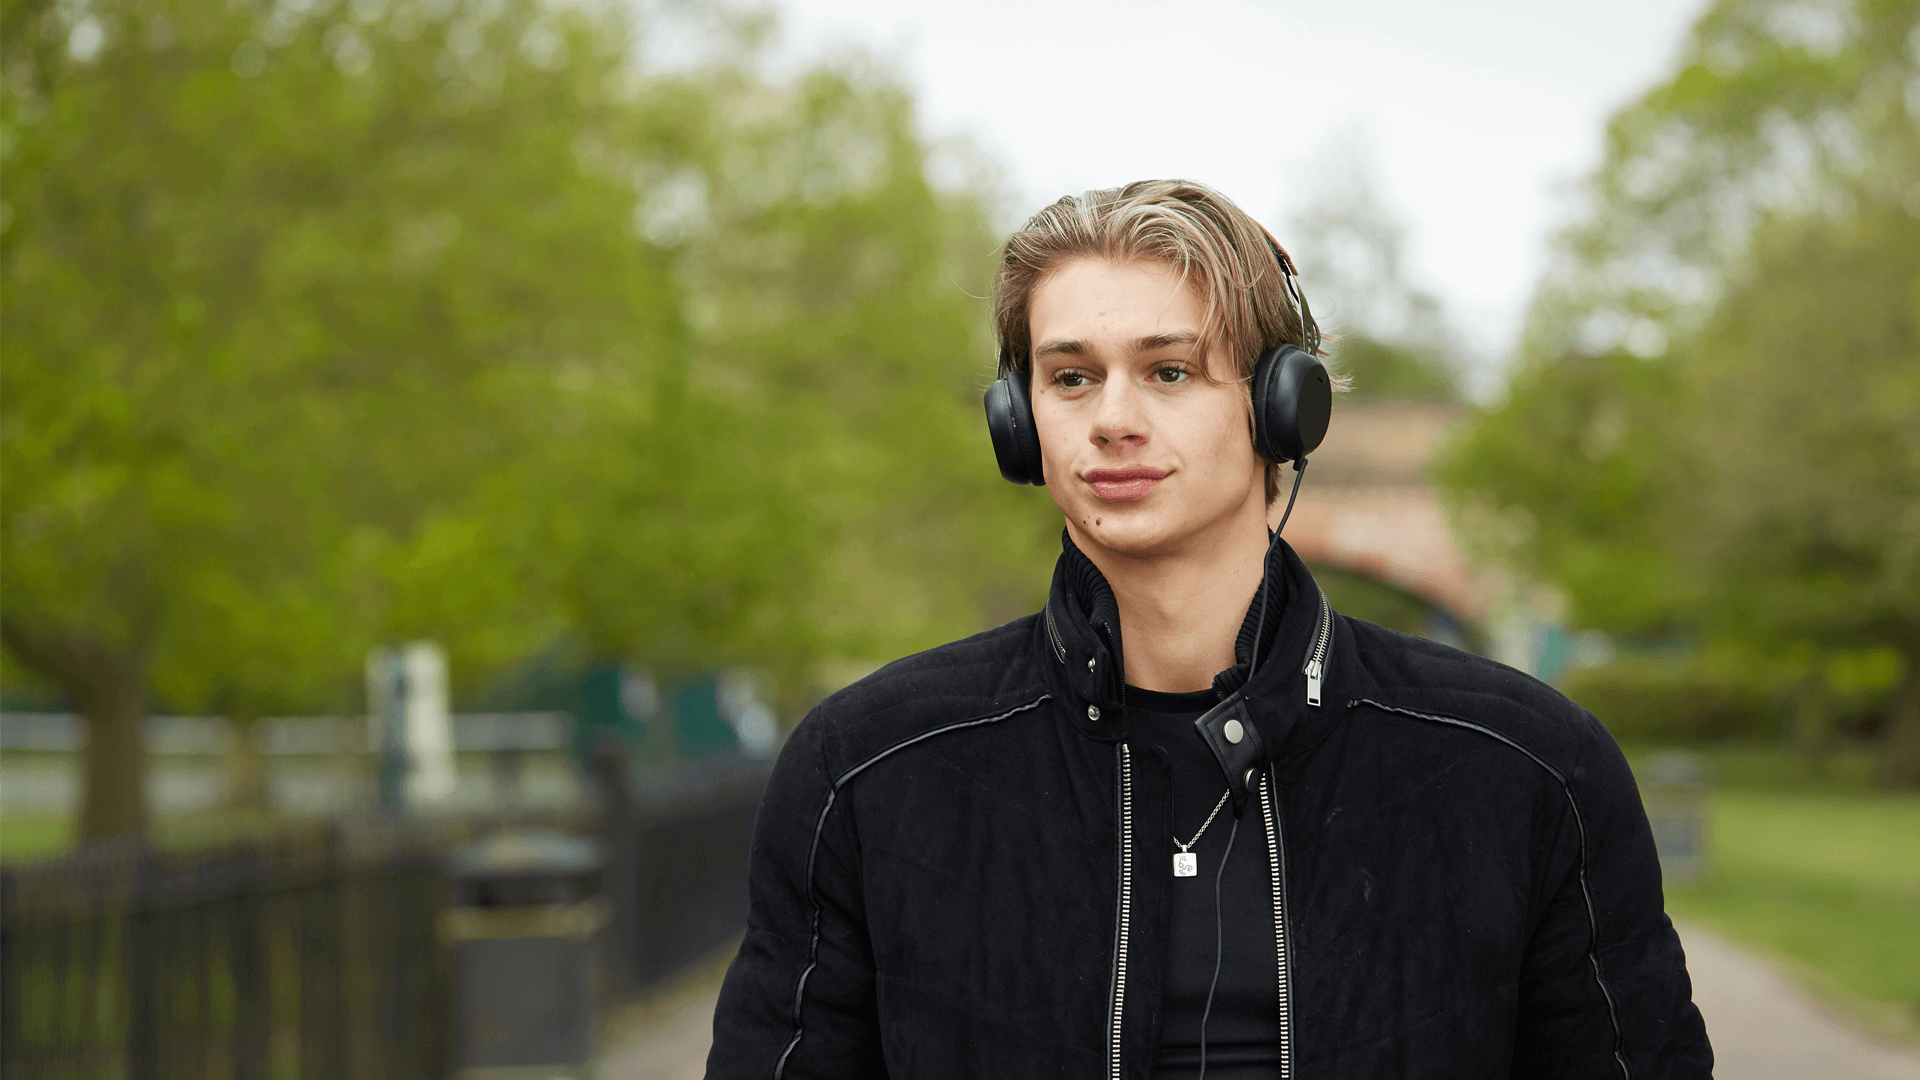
top-left (708, 180), bottom-right (1711, 1078)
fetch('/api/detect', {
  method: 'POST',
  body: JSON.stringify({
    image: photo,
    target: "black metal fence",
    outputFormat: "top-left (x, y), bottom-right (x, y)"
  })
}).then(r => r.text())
top-left (599, 754), bottom-right (767, 992)
top-left (1, 825), bottom-right (452, 1080)
top-left (0, 756), bottom-right (769, 1080)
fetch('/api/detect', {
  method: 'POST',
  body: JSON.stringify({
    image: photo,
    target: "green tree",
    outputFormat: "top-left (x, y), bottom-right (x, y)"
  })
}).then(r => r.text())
top-left (646, 61), bottom-right (1058, 681)
top-left (0, 0), bottom-right (725, 838)
top-left (508, 52), bottom-right (1063, 707)
top-left (1287, 145), bottom-right (1465, 403)
top-left (1681, 202), bottom-right (1920, 780)
top-left (1515, 0), bottom-right (1920, 358)
top-left (3, 0), bottom-right (1055, 840)
top-left (1441, 0), bottom-right (1920, 784)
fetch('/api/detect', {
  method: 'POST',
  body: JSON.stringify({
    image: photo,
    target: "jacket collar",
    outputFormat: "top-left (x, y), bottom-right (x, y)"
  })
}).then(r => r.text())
top-left (1040, 529), bottom-right (1348, 774)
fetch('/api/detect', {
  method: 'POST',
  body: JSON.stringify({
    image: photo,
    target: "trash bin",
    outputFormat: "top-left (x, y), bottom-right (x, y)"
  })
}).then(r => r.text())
top-left (1640, 751), bottom-right (1710, 885)
top-left (442, 829), bottom-right (609, 1080)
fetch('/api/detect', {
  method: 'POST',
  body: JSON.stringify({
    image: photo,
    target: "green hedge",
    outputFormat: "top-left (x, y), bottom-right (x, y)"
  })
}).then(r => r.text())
top-left (1562, 657), bottom-right (1785, 742)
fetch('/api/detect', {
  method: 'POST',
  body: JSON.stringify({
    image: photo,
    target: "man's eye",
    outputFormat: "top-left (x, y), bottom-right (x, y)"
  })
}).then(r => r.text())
top-left (1056, 371), bottom-right (1090, 388)
top-left (1153, 366), bottom-right (1190, 384)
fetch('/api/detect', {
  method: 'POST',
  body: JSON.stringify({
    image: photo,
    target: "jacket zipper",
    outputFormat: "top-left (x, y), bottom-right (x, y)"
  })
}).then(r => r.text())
top-left (1302, 589), bottom-right (1332, 707)
top-left (1259, 768), bottom-right (1293, 1079)
top-left (1109, 742), bottom-right (1134, 1079)
top-left (1046, 604), bottom-right (1067, 663)
top-left (1104, 598), bottom-right (1318, 1073)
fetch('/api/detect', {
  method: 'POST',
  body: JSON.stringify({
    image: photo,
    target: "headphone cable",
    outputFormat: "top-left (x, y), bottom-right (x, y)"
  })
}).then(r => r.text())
top-left (1247, 458), bottom-right (1307, 682)
top-left (1200, 462), bottom-right (1302, 1074)
top-left (1196, 812), bottom-right (1240, 1080)
top-left (1200, 231), bottom-right (1314, 1076)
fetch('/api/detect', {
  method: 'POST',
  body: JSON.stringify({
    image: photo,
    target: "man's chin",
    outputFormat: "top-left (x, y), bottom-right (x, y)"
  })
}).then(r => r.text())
top-left (1064, 508), bottom-right (1186, 559)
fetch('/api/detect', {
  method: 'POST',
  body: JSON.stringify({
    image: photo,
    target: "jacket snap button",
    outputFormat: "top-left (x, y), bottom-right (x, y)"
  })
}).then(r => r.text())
top-left (1224, 719), bottom-right (1244, 744)
top-left (1087, 657), bottom-right (1096, 672)
top-left (1087, 705), bottom-right (1101, 721)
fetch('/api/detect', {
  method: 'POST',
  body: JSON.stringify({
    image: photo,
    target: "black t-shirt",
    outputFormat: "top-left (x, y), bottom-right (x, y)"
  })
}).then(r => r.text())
top-left (1127, 684), bottom-right (1282, 1080)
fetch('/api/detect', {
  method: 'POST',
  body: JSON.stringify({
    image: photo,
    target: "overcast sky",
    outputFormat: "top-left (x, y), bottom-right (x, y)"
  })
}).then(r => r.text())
top-left (758, 0), bottom-right (1710, 380)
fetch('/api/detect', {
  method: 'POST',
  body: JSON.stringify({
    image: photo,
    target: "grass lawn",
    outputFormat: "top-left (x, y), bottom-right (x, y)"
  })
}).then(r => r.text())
top-left (1628, 741), bottom-right (1890, 795)
top-left (0, 810), bottom-right (298, 865)
top-left (1662, 789), bottom-right (1920, 1040)
top-left (0, 814), bottom-right (73, 863)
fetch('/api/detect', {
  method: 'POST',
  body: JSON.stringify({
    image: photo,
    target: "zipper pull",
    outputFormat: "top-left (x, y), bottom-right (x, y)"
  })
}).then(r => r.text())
top-left (1305, 659), bottom-right (1323, 707)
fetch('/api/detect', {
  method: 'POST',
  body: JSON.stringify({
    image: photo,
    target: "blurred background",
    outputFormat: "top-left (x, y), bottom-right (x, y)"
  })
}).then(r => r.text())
top-left (1, 0), bottom-right (1915, 1074)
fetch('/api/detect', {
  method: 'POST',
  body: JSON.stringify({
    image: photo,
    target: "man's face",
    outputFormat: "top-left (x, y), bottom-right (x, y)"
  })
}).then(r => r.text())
top-left (1028, 257), bottom-right (1267, 559)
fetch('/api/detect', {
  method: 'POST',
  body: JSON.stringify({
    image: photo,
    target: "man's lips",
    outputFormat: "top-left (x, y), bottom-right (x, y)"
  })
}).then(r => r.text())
top-left (1084, 466), bottom-right (1169, 502)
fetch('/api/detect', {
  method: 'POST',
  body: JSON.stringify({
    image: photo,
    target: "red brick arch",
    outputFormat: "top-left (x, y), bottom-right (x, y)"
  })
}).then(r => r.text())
top-left (1268, 404), bottom-right (1488, 626)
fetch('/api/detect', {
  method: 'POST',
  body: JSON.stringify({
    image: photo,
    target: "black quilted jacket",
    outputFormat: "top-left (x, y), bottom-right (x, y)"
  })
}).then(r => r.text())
top-left (707, 536), bottom-right (1712, 1078)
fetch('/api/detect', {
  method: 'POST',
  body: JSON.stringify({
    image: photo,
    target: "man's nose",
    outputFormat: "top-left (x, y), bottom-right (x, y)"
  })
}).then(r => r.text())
top-left (1090, 378), bottom-right (1148, 448)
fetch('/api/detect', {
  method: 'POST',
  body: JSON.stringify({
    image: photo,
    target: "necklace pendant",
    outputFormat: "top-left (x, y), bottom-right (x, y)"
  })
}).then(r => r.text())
top-left (1173, 852), bottom-right (1198, 877)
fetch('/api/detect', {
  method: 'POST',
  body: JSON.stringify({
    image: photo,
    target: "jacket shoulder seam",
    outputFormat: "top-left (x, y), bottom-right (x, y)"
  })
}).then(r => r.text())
top-left (1340, 616), bottom-right (1579, 713)
top-left (771, 693), bottom-right (1053, 1079)
top-left (1348, 697), bottom-right (1632, 1080)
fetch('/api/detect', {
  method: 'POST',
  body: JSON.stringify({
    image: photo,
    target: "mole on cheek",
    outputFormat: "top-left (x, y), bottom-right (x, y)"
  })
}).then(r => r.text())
top-left (1095, 517), bottom-right (1103, 526)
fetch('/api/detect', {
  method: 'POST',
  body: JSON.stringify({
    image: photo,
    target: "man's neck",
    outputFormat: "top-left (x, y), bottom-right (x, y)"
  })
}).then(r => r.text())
top-left (1068, 503), bottom-right (1273, 694)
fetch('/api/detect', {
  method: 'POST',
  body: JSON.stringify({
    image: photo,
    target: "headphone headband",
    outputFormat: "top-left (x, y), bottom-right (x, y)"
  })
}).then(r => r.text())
top-left (1260, 232), bottom-right (1321, 358)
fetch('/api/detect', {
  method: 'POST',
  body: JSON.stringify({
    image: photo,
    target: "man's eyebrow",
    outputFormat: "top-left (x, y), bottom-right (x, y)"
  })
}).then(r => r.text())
top-left (1136, 330), bottom-right (1199, 351)
top-left (1034, 331), bottom-right (1199, 359)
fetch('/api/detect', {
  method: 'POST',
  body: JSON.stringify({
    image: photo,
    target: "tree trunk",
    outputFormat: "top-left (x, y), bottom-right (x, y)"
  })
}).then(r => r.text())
top-left (1881, 637), bottom-right (1920, 791)
top-left (0, 619), bottom-right (152, 842)
top-left (1789, 678), bottom-right (1831, 779)
top-left (227, 715), bottom-right (272, 814)
top-left (75, 652), bottom-right (152, 842)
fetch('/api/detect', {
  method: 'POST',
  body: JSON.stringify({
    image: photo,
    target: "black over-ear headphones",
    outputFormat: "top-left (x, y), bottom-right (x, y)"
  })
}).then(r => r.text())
top-left (982, 234), bottom-right (1331, 486)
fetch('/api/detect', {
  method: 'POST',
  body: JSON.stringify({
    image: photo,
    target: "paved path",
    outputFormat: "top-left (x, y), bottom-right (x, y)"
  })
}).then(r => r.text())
top-left (1676, 922), bottom-right (1920, 1080)
top-left (603, 987), bottom-right (717, 1080)
top-left (604, 924), bottom-right (1920, 1078)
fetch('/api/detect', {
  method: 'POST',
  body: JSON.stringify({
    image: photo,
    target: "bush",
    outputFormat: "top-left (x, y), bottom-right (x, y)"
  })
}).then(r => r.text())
top-left (1563, 656), bottom-right (1784, 742)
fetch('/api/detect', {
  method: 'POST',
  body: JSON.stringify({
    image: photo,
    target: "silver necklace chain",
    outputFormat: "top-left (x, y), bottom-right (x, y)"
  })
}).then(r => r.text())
top-left (1175, 790), bottom-right (1230, 853)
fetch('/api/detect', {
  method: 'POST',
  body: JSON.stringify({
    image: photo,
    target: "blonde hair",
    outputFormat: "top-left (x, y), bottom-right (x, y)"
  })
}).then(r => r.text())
top-left (992, 179), bottom-right (1330, 503)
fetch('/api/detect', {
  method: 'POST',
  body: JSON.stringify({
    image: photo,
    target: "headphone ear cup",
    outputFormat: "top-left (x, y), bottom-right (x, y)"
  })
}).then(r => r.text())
top-left (983, 368), bottom-right (1046, 486)
top-left (1251, 345), bottom-right (1333, 464)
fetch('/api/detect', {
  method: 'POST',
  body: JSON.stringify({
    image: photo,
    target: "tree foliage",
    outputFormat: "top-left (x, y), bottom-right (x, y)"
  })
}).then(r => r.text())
top-left (1, 0), bottom-right (1054, 838)
top-left (1287, 147), bottom-right (1465, 403)
top-left (1441, 0), bottom-right (1920, 783)
top-left (1518, 0), bottom-right (1920, 355)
